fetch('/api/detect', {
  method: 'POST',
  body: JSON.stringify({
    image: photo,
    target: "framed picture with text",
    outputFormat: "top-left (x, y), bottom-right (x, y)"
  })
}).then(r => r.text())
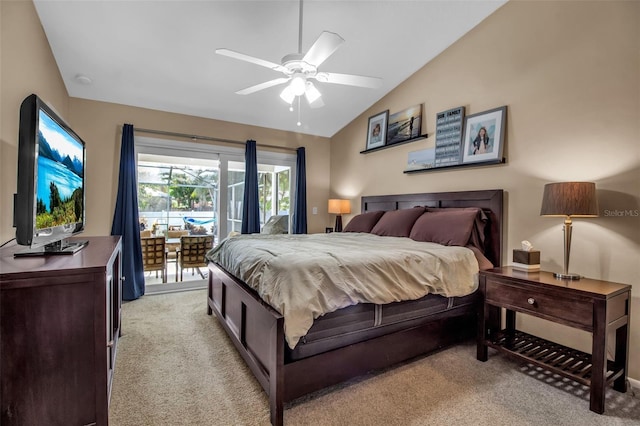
top-left (366, 110), bottom-right (389, 150)
top-left (461, 106), bottom-right (507, 164)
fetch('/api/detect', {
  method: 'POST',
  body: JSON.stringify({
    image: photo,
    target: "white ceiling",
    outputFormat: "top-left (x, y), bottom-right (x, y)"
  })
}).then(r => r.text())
top-left (34, 0), bottom-right (506, 138)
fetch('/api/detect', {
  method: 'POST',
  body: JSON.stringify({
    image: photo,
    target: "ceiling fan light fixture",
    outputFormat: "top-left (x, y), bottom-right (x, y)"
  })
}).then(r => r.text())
top-left (305, 82), bottom-right (322, 104)
top-left (290, 74), bottom-right (307, 96)
top-left (215, 0), bottom-right (381, 114)
top-left (280, 85), bottom-right (295, 104)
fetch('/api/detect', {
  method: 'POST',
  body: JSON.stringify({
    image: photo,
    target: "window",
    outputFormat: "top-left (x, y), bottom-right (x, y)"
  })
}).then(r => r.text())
top-left (137, 154), bottom-right (219, 238)
top-left (226, 162), bottom-right (292, 233)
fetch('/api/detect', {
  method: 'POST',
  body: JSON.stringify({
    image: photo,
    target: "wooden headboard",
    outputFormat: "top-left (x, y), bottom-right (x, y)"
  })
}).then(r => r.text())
top-left (361, 189), bottom-right (504, 267)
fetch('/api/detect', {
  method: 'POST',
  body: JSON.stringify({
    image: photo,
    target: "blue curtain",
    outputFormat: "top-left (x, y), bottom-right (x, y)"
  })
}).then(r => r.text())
top-left (111, 124), bottom-right (145, 300)
top-left (241, 140), bottom-right (261, 234)
top-left (292, 147), bottom-right (307, 234)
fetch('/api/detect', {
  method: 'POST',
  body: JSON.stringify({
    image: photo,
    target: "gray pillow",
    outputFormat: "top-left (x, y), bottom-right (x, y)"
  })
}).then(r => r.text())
top-left (261, 215), bottom-right (289, 234)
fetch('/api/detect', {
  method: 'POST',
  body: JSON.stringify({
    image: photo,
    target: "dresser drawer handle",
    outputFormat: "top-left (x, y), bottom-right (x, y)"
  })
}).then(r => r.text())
top-left (527, 298), bottom-right (535, 305)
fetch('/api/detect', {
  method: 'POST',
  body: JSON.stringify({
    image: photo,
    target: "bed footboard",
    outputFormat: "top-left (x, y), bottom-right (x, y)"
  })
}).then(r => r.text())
top-left (208, 262), bottom-right (476, 426)
top-left (208, 263), bottom-right (285, 426)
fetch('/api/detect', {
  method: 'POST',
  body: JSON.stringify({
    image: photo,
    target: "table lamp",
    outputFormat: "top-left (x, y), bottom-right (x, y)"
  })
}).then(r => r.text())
top-left (328, 199), bottom-right (351, 232)
top-left (540, 182), bottom-right (598, 280)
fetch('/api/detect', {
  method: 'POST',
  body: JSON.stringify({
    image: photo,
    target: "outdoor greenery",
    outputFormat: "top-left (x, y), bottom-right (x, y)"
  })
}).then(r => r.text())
top-left (138, 161), bottom-right (290, 234)
top-left (259, 169), bottom-right (290, 222)
top-left (137, 165), bottom-right (218, 212)
top-left (36, 182), bottom-right (83, 228)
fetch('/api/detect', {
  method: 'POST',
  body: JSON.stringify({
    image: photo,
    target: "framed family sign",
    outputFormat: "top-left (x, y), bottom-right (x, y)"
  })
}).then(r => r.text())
top-left (434, 106), bottom-right (465, 167)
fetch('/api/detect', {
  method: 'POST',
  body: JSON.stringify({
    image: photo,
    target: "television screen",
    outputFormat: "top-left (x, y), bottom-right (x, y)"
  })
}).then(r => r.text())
top-left (14, 94), bottom-right (87, 256)
top-left (36, 108), bottom-right (84, 231)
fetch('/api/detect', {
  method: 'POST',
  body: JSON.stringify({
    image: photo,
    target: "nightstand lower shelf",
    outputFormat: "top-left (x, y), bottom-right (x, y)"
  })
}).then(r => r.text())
top-left (486, 330), bottom-right (624, 388)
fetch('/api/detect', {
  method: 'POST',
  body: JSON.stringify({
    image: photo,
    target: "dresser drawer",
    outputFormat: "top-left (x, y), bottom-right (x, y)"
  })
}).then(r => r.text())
top-left (485, 280), bottom-right (593, 329)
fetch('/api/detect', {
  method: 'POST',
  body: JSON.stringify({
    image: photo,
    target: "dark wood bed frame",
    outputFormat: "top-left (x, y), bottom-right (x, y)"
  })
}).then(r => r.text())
top-left (207, 189), bottom-right (503, 425)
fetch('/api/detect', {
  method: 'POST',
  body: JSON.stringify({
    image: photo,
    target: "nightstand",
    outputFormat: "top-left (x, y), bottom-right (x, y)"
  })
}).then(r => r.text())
top-left (477, 267), bottom-right (631, 414)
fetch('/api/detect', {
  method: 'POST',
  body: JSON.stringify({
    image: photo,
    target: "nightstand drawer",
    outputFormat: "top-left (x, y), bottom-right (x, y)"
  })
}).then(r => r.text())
top-left (485, 280), bottom-right (593, 328)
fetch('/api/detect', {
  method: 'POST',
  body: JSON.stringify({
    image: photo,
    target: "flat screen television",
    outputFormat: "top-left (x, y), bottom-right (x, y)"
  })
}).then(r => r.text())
top-left (14, 94), bottom-right (88, 256)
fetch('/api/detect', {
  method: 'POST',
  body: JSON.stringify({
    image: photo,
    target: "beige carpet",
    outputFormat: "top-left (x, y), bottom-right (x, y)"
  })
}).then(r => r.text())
top-left (110, 290), bottom-right (640, 425)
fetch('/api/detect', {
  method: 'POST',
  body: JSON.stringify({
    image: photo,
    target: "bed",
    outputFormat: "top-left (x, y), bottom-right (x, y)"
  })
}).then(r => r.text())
top-left (206, 189), bottom-right (503, 425)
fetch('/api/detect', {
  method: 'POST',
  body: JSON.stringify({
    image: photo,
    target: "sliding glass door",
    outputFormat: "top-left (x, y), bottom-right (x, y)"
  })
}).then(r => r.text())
top-left (135, 136), bottom-right (296, 255)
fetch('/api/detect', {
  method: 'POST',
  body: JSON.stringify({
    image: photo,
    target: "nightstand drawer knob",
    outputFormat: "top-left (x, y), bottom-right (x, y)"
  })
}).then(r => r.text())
top-left (527, 298), bottom-right (535, 305)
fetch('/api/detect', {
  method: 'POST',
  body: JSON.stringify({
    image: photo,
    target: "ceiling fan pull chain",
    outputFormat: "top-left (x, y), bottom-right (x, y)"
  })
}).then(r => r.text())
top-left (297, 97), bottom-right (302, 127)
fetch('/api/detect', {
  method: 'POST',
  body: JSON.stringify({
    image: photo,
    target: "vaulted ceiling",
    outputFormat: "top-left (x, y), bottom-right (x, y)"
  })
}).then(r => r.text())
top-left (34, 0), bottom-right (506, 138)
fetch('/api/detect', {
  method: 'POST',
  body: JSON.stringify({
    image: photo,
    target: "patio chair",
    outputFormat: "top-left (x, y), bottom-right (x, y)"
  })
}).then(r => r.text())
top-left (178, 235), bottom-right (213, 281)
top-left (167, 229), bottom-right (189, 238)
top-left (166, 230), bottom-right (189, 281)
top-left (140, 236), bottom-right (166, 283)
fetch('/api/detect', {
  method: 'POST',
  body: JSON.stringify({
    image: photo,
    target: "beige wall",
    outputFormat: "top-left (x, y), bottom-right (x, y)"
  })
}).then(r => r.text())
top-left (69, 98), bottom-right (331, 237)
top-left (331, 1), bottom-right (640, 380)
top-left (1, 0), bottom-right (70, 242)
top-left (0, 1), bottom-right (331, 244)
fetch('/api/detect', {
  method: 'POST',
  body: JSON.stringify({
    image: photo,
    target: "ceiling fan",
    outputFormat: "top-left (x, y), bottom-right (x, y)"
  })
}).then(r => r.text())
top-left (215, 0), bottom-right (382, 109)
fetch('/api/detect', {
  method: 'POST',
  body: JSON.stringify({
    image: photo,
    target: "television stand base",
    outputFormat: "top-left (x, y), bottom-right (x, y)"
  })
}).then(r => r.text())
top-left (14, 240), bottom-right (89, 257)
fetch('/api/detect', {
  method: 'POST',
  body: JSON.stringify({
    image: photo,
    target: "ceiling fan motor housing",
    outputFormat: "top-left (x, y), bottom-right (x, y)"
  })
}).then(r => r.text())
top-left (281, 53), bottom-right (317, 77)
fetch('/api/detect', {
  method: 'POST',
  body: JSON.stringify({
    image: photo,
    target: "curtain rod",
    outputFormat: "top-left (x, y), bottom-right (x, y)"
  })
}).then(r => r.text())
top-left (132, 127), bottom-right (298, 153)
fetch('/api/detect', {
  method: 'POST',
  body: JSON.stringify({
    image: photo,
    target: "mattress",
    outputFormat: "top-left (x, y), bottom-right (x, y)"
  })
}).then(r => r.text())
top-left (286, 292), bottom-right (479, 360)
top-left (207, 232), bottom-right (480, 349)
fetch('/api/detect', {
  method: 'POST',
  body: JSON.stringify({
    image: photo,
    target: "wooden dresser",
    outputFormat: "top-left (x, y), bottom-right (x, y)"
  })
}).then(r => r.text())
top-left (0, 236), bottom-right (122, 426)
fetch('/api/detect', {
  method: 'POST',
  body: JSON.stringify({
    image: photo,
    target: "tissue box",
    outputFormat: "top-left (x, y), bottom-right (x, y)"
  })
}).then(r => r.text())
top-left (512, 249), bottom-right (540, 271)
top-left (513, 249), bottom-right (540, 264)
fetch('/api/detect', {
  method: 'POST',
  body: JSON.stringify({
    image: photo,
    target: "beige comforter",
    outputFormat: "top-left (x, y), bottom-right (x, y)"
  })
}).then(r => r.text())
top-left (207, 233), bottom-right (480, 349)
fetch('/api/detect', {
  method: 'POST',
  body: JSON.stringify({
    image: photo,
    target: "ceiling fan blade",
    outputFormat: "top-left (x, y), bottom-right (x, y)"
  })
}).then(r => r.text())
top-left (216, 48), bottom-right (288, 73)
top-left (236, 77), bottom-right (290, 95)
top-left (302, 31), bottom-right (344, 67)
top-left (316, 72), bottom-right (382, 89)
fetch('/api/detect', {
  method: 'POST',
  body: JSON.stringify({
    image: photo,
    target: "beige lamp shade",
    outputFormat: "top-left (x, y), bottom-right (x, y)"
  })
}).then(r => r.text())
top-left (328, 199), bottom-right (351, 215)
top-left (540, 182), bottom-right (598, 217)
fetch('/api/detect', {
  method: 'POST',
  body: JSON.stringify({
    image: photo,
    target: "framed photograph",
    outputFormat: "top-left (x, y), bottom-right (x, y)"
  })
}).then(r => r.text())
top-left (387, 104), bottom-right (422, 145)
top-left (366, 110), bottom-right (389, 150)
top-left (461, 106), bottom-right (506, 164)
top-left (406, 147), bottom-right (436, 171)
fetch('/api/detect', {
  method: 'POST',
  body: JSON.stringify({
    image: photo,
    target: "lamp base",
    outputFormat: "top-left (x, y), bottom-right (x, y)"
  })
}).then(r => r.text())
top-left (334, 215), bottom-right (343, 232)
top-left (553, 272), bottom-right (581, 280)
